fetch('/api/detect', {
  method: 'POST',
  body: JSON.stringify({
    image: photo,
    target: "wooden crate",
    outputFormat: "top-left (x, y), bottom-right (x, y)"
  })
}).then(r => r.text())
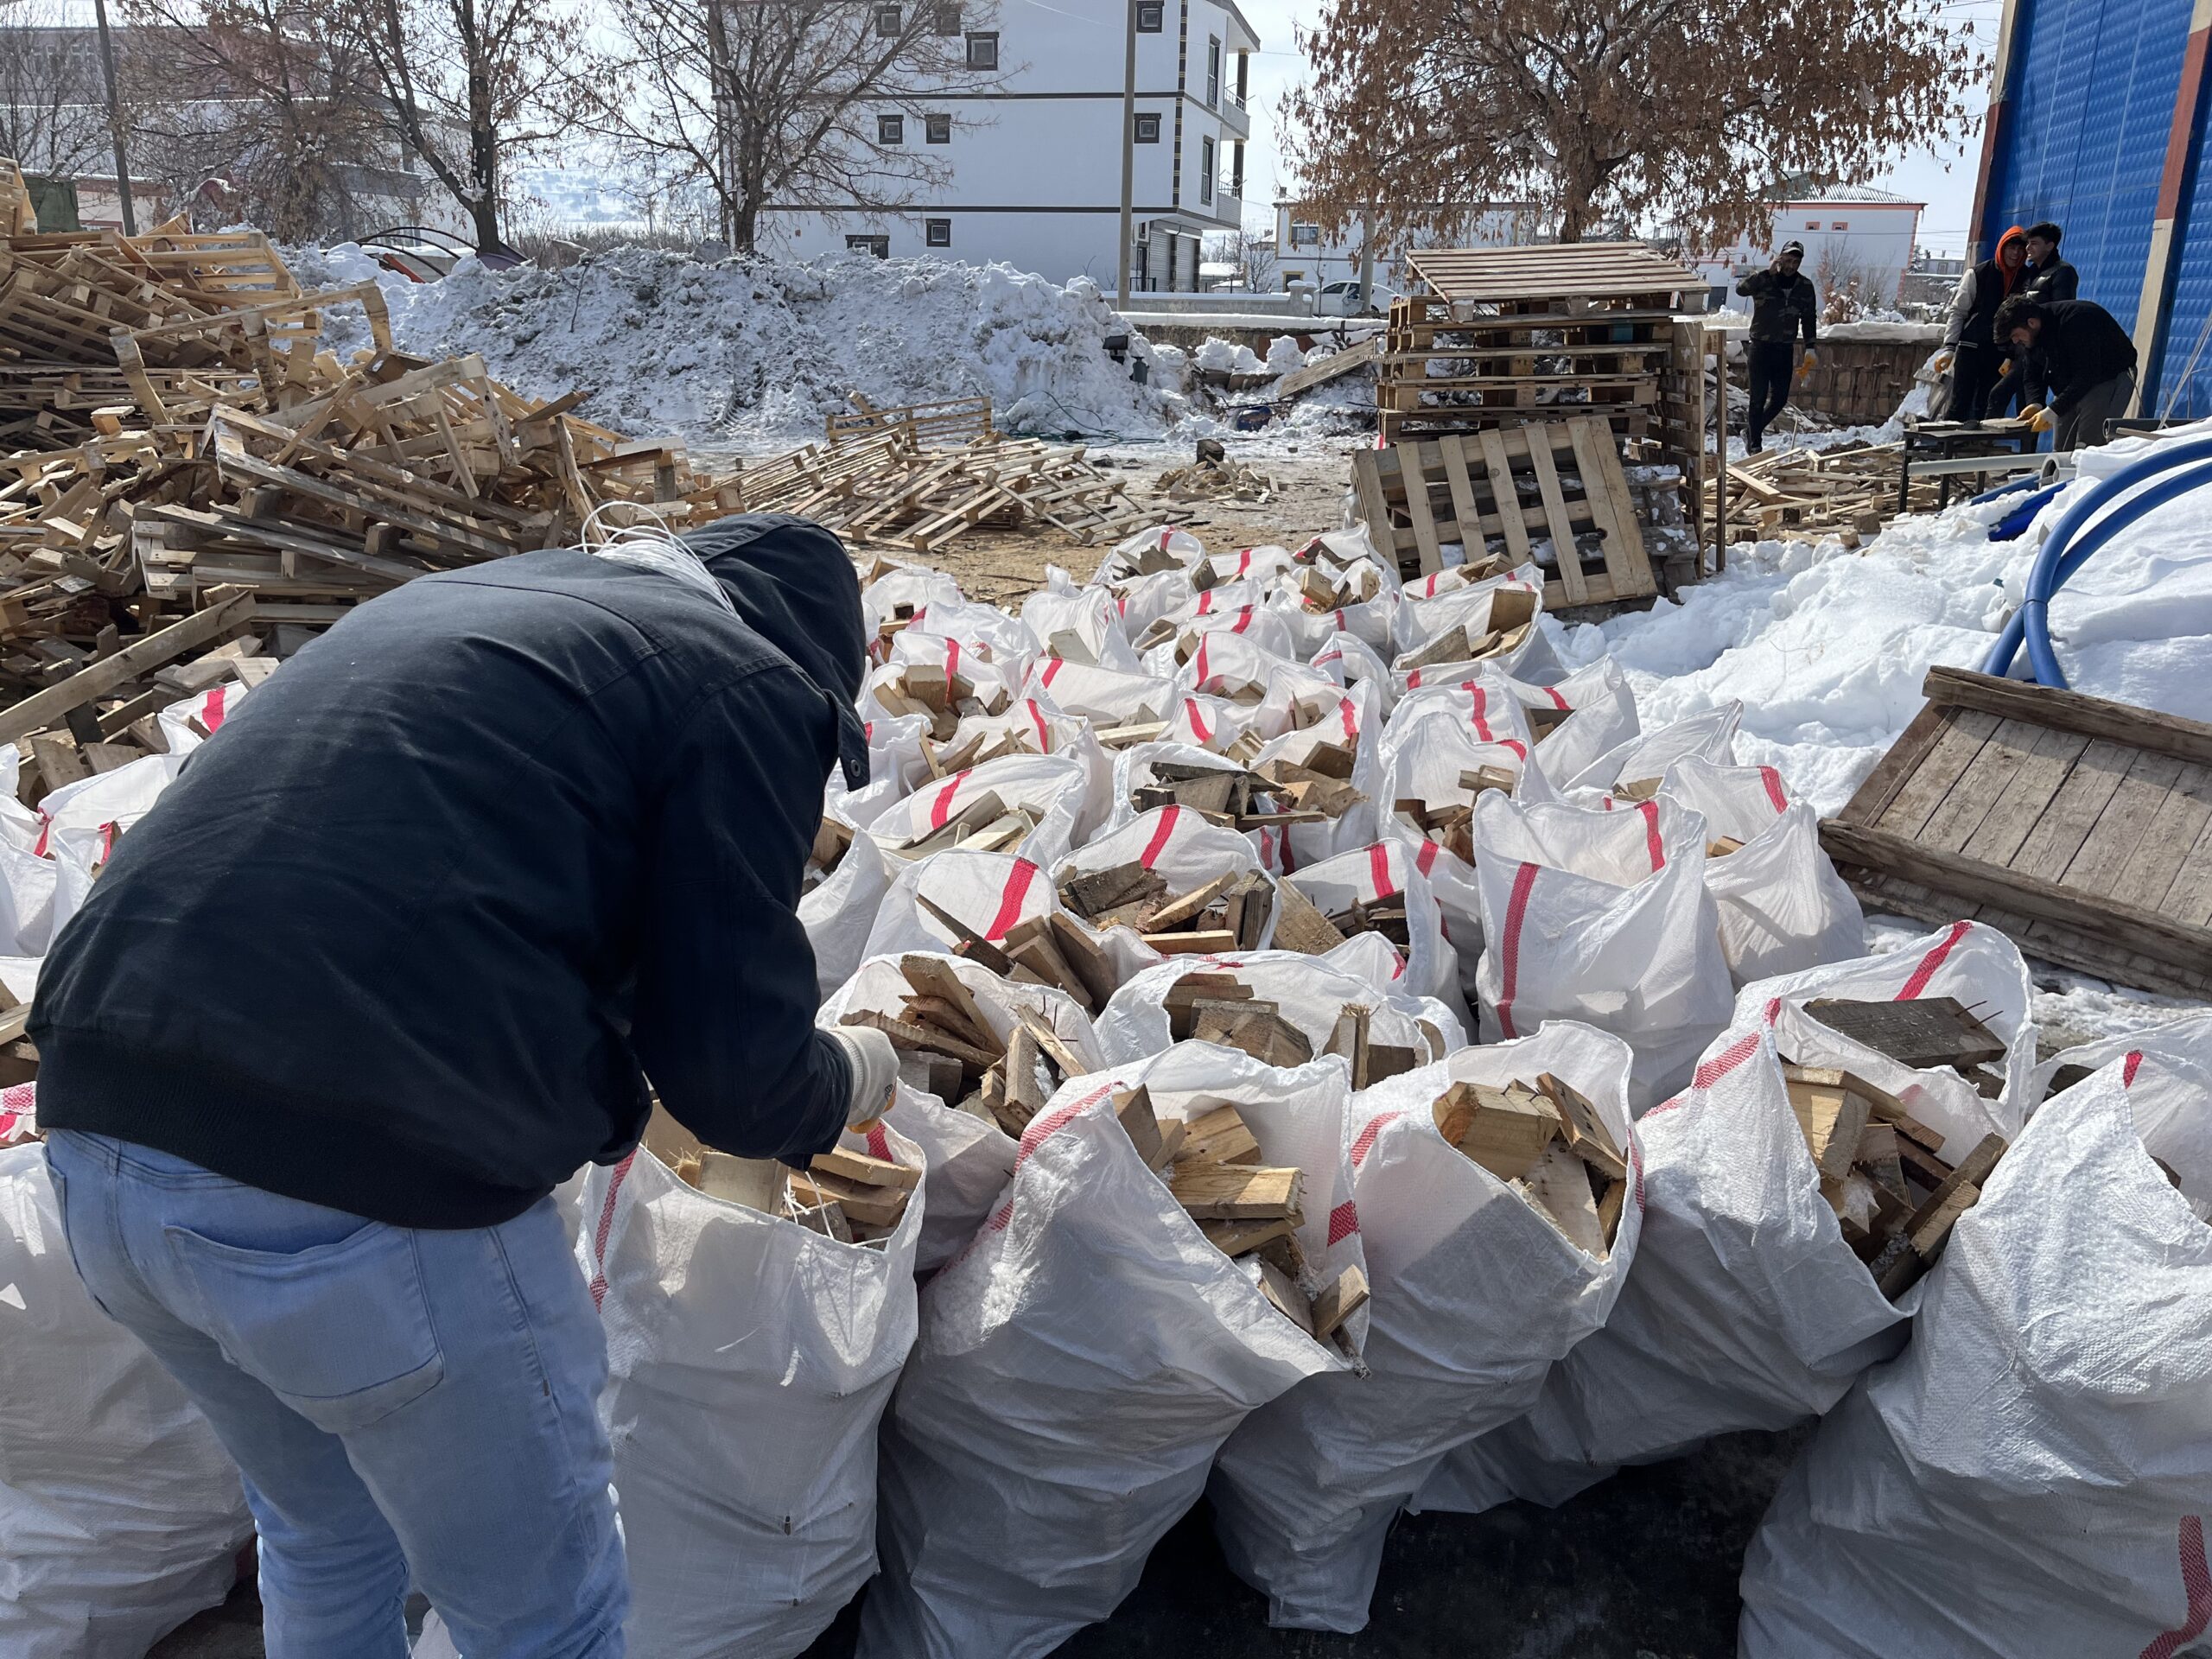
top-left (1821, 666), bottom-right (2212, 1000)
top-left (1351, 414), bottom-right (1656, 607)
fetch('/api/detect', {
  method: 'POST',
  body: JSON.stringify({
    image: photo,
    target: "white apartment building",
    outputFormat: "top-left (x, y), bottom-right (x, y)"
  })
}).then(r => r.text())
top-left (1272, 201), bottom-right (1537, 292)
top-left (1688, 184), bottom-right (1925, 311)
top-left (760, 0), bottom-right (1260, 289)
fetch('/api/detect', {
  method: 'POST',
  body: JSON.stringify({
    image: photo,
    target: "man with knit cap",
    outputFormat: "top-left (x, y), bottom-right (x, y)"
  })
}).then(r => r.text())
top-left (1735, 240), bottom-right (1821, 452)
top-left (30, 512), bottom-right (894, 1656)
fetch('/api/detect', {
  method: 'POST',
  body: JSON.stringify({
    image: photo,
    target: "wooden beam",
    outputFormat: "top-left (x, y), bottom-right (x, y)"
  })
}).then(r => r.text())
top-left (0, 588), bottom-right (255, 746)
top-left (1923, 665), bottom-right (2212, 771)
top-left (1818, 817), bottom-right (2212, 969)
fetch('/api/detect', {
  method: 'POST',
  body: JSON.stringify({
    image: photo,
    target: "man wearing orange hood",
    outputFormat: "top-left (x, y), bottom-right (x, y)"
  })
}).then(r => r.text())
top-left (1937, 226), bottom-right (2027, 421)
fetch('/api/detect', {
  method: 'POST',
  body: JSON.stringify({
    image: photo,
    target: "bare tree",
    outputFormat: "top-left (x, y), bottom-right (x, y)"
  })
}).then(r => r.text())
top-left (0, 0), bottom-right (115, 182)
top-left (576, 0), bottom-right (1005, 253)
top-left (1283, 0), bottom-right (1982, 249)
top-left (1812, 245), bottom-right (1894, 323)
top-left (340, 0), bottom-right (580, 254)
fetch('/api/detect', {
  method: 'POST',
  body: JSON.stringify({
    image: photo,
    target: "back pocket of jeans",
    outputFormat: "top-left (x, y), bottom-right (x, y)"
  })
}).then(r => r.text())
top-left (163, 1219), bottom-right (445, 1434)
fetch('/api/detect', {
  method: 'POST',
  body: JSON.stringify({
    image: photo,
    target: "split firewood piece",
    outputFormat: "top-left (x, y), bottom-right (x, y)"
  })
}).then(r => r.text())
top-left (897, 1051), bottom-right (966, 1102)
top-left (1527, 702), bottom-right (1573, 742)
top-left (1252, 1256), bottom-right (1315, 1335)
top-left (1164, 972), bottom-right (1253, 1039)
top-left (689, 1151), bottom-right (786, 1214)
top-left (1803, 995), bottom-right (2008, 1072)
top-left (1536, 1072), bottom-right (1629, 1184)
top-left (960, 810), bottom-right (1039, 856)
top-left (1000, 1024), bottom-right (1053, 1135)
top-left (839, 1007), bottom-right (1001, 1073)
top-left (1521, 1141), bottom-right (1609, 1256)
top-left (788, 1167), bottom-right (907, 1229)
top-left (1133, 766), bottom-right (1242, 817)
top-left (1400, 625), bottom-right (1477, 672)
top-left (1782, 1065), bottom-right (1875, 1185)
top-left (1325, 1003), bottom-right (1373, 1090)
top-left (1181, 1103), bottom-right (1261, 1166)
top-left (1001, 917), bottom-right (1093, 1007)
top-left (1457, 766), bottom-right (1521, 800)
top-left (898, 957), bottom-right (1005, 1054)
top-left (1612, 777), bottom-right (1662, 803)
top-left (1707, 836), bottom-right (1745, 858)
top-left (1853, 1121), bottom-right (1911, 1205)
top-left (1270, 877), bottom-right (1349, 955)
top-left (1192, 999), bottom-right (1314, 1068)
top-left (786, 1196), bottom-right (855, 1243)
top-left (1114, 1084), bottom-right (1184, 1170)
top-left (1043, 912), bottom-right (1120, 1009)
top-left (1221, 872), bottom-right (1274, 950)
top-left (1433, 1080), bottom-right (1561, 1181)
top-left (810, 1144), bottom-right (922, 1192)
top-left (1254, 760), bottom-right (1364, 819)
top-left (1363, 1043), bottom-right (1421, 1085)
top-left (1170, 1160), bottom-right (1306, 1222)
top-left (1061, 861), bottom-right (1167, 920)
top-left (1012, 1007), bottom-right (1090, 1080)
top-left (915, 893), bottom-right (1017, 976)
top-left (1142, 928), bottom-right (1243, 956)
top-left (1309, 1264), bottom-right (1370, 1340)
top-left (895, 789), bottom-right (1007, 856)
top-left (1873, 1132), bottom-right (2008, 1300)
top-left (1199, 1214), bottom-right (1299, 1256)
top-left (1595, 1179), bottom-right (1628, 1248)
top-left (1094, 718), bottom-right (1168, 749)
top-left (810, 816), bottom-right (854, 873)
top-left (1486, 587), bottom-right (1540, 632)
top-left (1144, 869), bottom-right (1243, 933)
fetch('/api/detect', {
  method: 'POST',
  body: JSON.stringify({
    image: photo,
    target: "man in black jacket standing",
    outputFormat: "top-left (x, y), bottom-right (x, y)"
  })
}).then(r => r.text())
top-left (1997, 294), bottom-right (2139, 450)
top-left (32, 515), bottom-right (898, 1656)
top-left (1735, 239), bottom-right (1821, 452)
top-left (2014, 221), bottom-right (2078, 409)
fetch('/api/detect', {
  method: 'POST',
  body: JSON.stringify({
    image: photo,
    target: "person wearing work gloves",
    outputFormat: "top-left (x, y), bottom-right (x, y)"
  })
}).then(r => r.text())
top-left (1936, 224), bottom-right (2027, 422)
top-left (1996, 293), bottom-right (2139, 450)
top-left (30, 512), bottom-right (897, 1657)
top-left (1734, 240), bottom-right (1820, 453)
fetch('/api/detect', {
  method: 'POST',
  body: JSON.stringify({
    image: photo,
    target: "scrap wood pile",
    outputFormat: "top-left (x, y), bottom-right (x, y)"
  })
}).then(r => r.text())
top-left (1432, 1068), bottom-right (1630, 1256)
top-left (1708, 440), bottom-right (1924, 547)
top-left (1154, 449), bottom-right (1276, 504)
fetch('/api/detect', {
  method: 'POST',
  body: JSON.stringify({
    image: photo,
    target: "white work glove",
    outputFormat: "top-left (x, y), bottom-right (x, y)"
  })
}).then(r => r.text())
top-left (828, 1025), bottom-right (900, 1129)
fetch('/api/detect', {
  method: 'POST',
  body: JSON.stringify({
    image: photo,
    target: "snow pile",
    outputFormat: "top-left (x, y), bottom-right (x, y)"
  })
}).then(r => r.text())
top-left (1192, 338), bottom-right (1266, 374)
top-left (1554, 423), bottom-right (2212, 816)
top-left (289, 244), bottom-right (1179, 444)
top-left (1264, 335), bottom-right (1306, 375)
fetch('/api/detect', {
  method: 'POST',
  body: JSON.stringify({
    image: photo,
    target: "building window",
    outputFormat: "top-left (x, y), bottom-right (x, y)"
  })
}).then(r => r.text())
top-left (1200, 137), bottom-right (1215, 203)
top-left (874, 3), bottom-right (899, 35)
top-left (878, 113), bottom-right (904, 144)
top-left (925, 218), bottom-right (952, 247)
top-left (847, 235), bottom-right (890, 257)
top-left (931, 2), bottom-right (958, 32)
top-left (925, 113), bottom-right (950, 143)
top-left (1804, 219), bottom-right (1819, 230)
top-left (965, 29), bottom-right (997, 68)
top-left (1133, 111), bottom-right (1160, 143)
top-left (1831, 220), bottom-right (1848, 231)
top-left (1136, 1), bottom-right (1162, 28)
top-left (1206, 36), bottom-right (1221, 106)
top-left (1290, 221), bottom-right (1320, 248)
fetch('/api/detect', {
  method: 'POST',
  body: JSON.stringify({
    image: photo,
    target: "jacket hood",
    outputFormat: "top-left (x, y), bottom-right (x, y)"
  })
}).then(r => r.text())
top-left (1993, 226), bottom-right (2028, 293)
top-left (682, 513), bottom-right (871, 788)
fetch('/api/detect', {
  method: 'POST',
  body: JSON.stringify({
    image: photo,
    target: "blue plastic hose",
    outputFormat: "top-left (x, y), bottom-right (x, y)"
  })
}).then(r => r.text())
top-left (1980, 436), bottom-right (2212, 686)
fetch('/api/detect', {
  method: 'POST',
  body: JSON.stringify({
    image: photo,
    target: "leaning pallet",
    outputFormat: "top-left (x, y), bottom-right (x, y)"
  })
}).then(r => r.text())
top-left (1351, 413), bottom-right (1655, 605)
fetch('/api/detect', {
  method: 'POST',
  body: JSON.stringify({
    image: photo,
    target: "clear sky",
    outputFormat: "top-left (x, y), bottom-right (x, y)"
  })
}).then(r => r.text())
top-left (1224, 0), bottom-right (2005, 257)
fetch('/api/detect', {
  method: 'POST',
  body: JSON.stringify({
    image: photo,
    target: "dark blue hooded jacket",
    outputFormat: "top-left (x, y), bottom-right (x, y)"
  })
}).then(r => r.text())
top-left (31, 515), bottom-right (868, 1228)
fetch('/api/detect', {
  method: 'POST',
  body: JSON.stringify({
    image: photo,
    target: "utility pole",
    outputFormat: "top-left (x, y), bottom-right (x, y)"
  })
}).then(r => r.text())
top-left (1116, 0), bottom-right (1137, 303)
top-left (90, 0), bottom-right (137, 235)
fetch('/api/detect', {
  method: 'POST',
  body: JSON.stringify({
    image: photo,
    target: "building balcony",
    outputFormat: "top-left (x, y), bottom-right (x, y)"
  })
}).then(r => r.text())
top-left (1214, 97), bottom-right (1250, 140)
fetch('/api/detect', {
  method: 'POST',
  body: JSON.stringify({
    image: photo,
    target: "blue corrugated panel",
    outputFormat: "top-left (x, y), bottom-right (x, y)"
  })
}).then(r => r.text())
top-left (2158, 77), bottom-right (2212, 415)
top-left (1986, 0), bottom-right (2191, 341)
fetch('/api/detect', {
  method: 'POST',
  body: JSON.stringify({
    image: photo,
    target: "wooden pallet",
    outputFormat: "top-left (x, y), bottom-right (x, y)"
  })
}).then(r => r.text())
top-left (1351, 414), bottom-right (1655, 606)
top-left (826, 392), bottom-right (994, 448)
top-left (1821, 666), bottom-right (2212, 1000)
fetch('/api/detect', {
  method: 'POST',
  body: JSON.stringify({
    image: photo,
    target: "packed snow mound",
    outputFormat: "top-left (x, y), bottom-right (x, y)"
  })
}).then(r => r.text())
top-left (1555, 424), bottom-right (2212, 817)
top-left (288, 244), bottom-right (1179, 445)
top-left (1192, 338), bottom-right (1265, 373)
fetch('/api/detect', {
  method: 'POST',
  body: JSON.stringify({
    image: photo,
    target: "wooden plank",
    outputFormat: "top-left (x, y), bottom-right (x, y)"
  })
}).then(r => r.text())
top-left (2007, 737), bottom-right (2139, 880)
top-left (1475, 429), bottom-right (1531, 563)
top-left (1918, 717), bottom-right (2047, 852)
top-left (1566, 417), bottom-right (1649, 600)
top-left (2158, 809), bottom-right (2212, 927)
top-left (1352, 450), bottom-right (1396, 560)
top-left (1819, 818), bottom-right (2212, 971)
top-left (1437, 436), bottom-right (1484, 551)
top-left (1872, 709), bottom-right (1999, 838)
top-left (1924, 665), bottom-right (2212, 771)
top-left (2058, 750), bottom-right (2185, 891)
top-left (1838, 701), bottom-right (1954, 827)
top-left (0, 588), bottom-right (254, 745)
top-left (1399, 442), bottom-right (1446, 575)
top-left (2108, 761), bottom-right (2212, 912)
top-left (1522, 433), bottom-right (1586, 605)
top-left (1957, 725), bottom-right (2091, 867)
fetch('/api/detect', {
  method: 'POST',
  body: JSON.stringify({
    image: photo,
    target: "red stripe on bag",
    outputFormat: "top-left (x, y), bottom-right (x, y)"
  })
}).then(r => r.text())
top-left (203, 683), bottom-right (228, 732)
top-left (1184, 697), bottom-right (1213, 742)
top-left (1546, 687), bottom-right (1570, 710)
top-left (1350, 1112), bottom-right (1398, 1166)
top-left (2125, 1050), bottom-right (2145, 1087)
top-left (1368, 842), bottom-right (1398, 899)
top-left (984, 859), bottom-right (1039, 941)
top-left (1193, 635), bottom-right (1211, 688)
top-left (1042, 657), bottom-right (1065, 686)
top-left (1338, 696), bottom-right (1357, 741)
top-left (1897, 919), bottom-right (1970, 1000)
top-left (1759, 766), bottom-right (1788, 812)
top-left (1494, 861), bottom-right (1541, 1039)
top-left (928, 768), bottom-right (975, 829)
top-left (866, 1123), bottom-right (893, 1160)
top-left (588, 1152), bottom-right (638, 1311)
top-left (986, 1082), bottom-right (1118, 1232)
top-left (2140, 1516), bottom-right (2211, 1659)
top-left (1502, 738), bottom-right (1527, 760)
top-left (1692, 1030), bottom-right (1764, 1090)
top-left (1026, 700), bottom-right (1050, 750)
top-left (944, 639), bottom-right (960, 678)
top-left (1415, 839), bottom-right (1440, 875)
top-left (1326, 1201), bottom-right (1360, 1244)
top-left (1231, 607), bottom-right (1253, 634)
top-left (1470, 686), bottom-right (1494, 743)
top-left (1639, 800), bottom-right (1664, 871)
top-left (1139, 805), bottom-right (1180, 868)
top-left (32, 814), bottom-right (48, 857)
top-left (1334, 608), bottom-right (1346, 634)
top-left (1407, 670), bottom-right (1424, 690)
top-left (1237, 548), bottom-right (1252, 576)
top-left (1198, 589), bottom-right (1215, 615)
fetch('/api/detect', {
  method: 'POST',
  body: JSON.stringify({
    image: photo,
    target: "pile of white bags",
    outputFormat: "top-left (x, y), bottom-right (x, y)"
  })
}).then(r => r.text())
top-left (0, 1147), bottom-right (252, 1657)
top-left (1208, 1024), bottom-right (1643, 1632)
top-left (1738, 1052), bottom-right (2212, 1656)
top-left (857, 1047), bottom-right (1361, 1658)
top-left (578, 1128), bottom-right (925, 1656)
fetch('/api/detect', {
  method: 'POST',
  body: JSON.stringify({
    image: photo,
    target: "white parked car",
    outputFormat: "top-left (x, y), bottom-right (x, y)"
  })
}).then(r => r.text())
top-left (1312, 278), bottom-right (1402, 316)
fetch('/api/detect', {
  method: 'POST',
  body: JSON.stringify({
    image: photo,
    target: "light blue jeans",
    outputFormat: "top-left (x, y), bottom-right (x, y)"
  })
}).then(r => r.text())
top-left (43, 1129), bottom-right (627, 1659)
